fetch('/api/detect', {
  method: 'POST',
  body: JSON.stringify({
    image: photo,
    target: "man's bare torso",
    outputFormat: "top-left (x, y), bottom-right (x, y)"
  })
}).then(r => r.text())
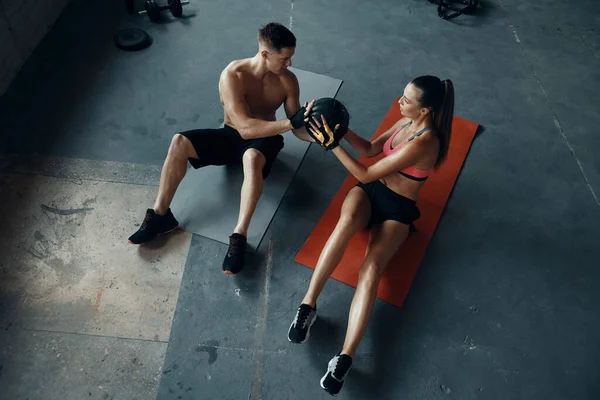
top-left (219, 59), bottom-right (292, 129)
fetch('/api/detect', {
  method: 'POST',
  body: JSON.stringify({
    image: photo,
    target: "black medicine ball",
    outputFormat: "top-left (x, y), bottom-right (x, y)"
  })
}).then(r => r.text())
top-left (307, 97), bottom-right (350, 137)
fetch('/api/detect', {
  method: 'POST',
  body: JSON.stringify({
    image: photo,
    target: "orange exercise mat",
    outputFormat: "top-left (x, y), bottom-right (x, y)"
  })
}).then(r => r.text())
top-left (294, 98), bottom-right (479, 308)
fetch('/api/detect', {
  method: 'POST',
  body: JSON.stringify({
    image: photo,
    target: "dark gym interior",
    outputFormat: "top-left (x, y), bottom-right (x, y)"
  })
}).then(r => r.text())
top-left (1, 0), bottom-right (599, 399)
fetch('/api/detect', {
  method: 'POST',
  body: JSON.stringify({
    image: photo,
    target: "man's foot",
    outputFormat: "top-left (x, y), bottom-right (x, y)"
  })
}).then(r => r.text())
top-left (128, 208), bottom-right (179, 244)
top-left (222, 233), bottom-right (247, 275)
top-left (288, 303), bottom-right (317, 344)
top-left (320, 353), bottom-right (353, 396)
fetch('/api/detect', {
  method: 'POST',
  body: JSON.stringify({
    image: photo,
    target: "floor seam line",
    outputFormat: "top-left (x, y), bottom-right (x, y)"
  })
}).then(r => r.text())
top-left (0, 169), bottom-right (161, 187)
top-left (579, 31), bottom-right (600, 61)
top-left (16, 327), bottom-right (169, 344)
top-left (248, 234), bottom-right (274, 400)
top-left (506, 22), bottom-right (600, 208)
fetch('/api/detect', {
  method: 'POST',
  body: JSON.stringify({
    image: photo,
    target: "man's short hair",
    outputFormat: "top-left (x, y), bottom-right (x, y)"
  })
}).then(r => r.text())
top-left (258, 22), bottom-right (296, 51)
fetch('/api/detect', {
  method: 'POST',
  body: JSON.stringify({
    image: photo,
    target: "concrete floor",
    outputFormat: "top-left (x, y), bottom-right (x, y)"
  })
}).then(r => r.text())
top-left (1, 0), bottom-right (600, 399)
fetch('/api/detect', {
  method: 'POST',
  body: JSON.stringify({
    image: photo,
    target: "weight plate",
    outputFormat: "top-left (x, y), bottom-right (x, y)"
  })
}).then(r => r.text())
top-left (114, 28), bottom-right (152, 51)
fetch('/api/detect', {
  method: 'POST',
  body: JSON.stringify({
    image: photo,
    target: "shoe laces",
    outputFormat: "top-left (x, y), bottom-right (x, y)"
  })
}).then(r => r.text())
top-left (294, 306), bottom-right (311, 329)
top-left (331, 355), bottom-right (352, 381)
top-left (228, 236), bottom-right (243, 255)
top-left (140, 212), bottom-right (155, 230)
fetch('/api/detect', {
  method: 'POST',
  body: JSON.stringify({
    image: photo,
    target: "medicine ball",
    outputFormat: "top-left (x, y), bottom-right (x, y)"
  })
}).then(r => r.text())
top-left (307, 97), bottom-right (350, 137)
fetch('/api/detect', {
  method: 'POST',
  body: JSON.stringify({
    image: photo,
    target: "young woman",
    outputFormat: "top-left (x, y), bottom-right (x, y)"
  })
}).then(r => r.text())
top-left (288, 75), bottom-right (455, 396)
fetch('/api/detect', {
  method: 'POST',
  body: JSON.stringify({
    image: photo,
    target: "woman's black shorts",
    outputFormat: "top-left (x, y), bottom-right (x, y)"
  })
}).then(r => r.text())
top-left (356, 180), bottom-right (421, 227)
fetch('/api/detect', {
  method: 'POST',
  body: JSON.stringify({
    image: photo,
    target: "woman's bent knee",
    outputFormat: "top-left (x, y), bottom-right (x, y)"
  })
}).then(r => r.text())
top-left (337, 188), bottom-right (370, 230)
top-left (338, 213), bottom-right (360, 229)
top-left (339, 206), bottom-right (367, 230)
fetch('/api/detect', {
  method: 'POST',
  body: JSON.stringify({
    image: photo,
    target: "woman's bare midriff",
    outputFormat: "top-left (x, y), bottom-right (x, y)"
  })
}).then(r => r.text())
top-left (379, 173), bottom-right (426, 201)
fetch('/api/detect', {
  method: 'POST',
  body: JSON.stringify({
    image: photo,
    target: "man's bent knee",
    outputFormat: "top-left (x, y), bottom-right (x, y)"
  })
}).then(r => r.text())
top-left (242, 149), bottom-right (266, 172)
top-left (170, 133), bottom-right (197, 159)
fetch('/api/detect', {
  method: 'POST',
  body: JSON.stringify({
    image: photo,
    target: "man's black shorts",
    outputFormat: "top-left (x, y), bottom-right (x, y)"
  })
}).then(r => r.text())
top-left (179, 125), bottom-right (284, 178)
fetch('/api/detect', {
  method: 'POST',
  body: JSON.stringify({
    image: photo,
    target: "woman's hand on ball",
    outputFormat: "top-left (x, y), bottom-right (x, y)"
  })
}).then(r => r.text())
top-left (307, 115), bottom-right (341, 150)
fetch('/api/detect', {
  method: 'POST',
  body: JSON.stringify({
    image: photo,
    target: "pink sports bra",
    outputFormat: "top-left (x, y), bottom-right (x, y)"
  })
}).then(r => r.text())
top-left (383, 121), bottom-right (433, 181)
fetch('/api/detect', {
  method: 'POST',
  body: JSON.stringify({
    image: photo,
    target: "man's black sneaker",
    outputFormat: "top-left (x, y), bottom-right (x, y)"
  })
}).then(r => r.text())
top-left (128, 208), bottom-right (179, 244)
top-left (222, 233), bottom-right (247, 275)
top-left (320, 353), bottom-right (353, 396)
top-left (288, 303), bottom-right (317, 343)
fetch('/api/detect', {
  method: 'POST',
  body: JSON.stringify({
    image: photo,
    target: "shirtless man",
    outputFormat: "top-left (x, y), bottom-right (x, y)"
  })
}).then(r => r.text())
top-left (128, 22), bottom-right (315, 274)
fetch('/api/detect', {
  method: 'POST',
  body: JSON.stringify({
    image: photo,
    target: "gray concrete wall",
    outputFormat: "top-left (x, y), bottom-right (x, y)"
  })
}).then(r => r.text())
top-left (0, 0), bottom-right (71, 97)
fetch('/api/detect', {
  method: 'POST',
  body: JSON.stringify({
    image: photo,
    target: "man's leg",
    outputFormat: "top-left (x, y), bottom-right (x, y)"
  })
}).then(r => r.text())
top-left (222, 148), bottom-right (266, 274)
top-left (154, 134), bottom-right (199, 215)
top-left (128, 133), bottom-right (199, 244)
top-left (234, 149), bottom-right (266, 236)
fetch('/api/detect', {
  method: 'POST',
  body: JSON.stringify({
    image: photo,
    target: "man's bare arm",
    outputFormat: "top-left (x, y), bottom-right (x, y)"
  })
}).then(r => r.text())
top-left (283, 74), bottom-right (315, 142)
top-left (220, 72), bottom-right (293, 139)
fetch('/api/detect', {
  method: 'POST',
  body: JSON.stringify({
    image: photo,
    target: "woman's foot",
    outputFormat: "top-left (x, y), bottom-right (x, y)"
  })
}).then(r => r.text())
top-left (287, 303), bottom-right (317, 343)
top-left (320, 353), bottom-right (353, 396)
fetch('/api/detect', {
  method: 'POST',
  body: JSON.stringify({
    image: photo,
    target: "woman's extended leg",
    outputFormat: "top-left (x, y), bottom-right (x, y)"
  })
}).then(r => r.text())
top-left (302, 187), bottom-right (372, 307)
top-left (341, 220), bottom-right (409, 357)
top-left (288, 186), bottom-right (371, 344)
top-left (319, 220), bottom-right (409, 396)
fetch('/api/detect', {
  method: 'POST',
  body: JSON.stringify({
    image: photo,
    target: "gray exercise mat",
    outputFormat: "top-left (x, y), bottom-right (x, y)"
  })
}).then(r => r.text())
top-left (169, 68), bottom-right (343, 250)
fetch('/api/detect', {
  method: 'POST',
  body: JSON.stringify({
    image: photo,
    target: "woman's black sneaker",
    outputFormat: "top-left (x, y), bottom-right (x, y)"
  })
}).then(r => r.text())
top-left (128, 208), bottom-right (179, 244)
top-left (320, 353), bottom-right (353, 396)
top-left (288, 303), bottom-right (317, 343)
top-left (222, 233), bottom-right (247, 274)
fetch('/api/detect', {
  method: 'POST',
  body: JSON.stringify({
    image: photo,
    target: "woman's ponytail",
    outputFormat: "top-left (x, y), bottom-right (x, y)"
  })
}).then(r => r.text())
top-left (434, 79), bottom-right (454, 167)
top-left (410, 76), bottom-right (455, 167)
